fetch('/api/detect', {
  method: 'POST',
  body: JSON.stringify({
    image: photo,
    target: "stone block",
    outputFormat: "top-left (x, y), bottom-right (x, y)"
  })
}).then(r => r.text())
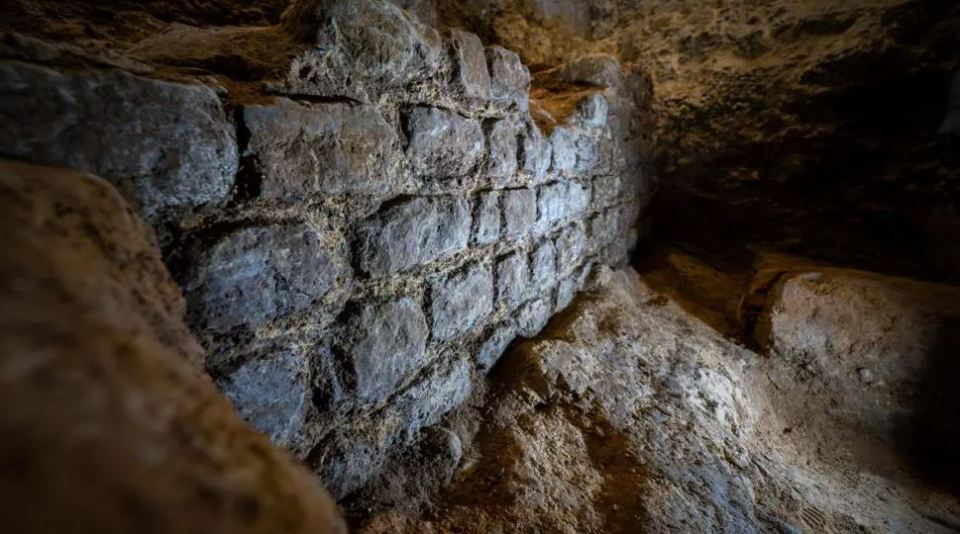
top-left (588, 208), bottom-right (619, 250)
top-left (537, 182), bottom-right (567, 227)
top-left (486, 119), bottom-right (519, 182)
top-left (520, 120), bottom-right (552, 179)
top-left (473, 191), bottom-right (501, 245)
top-left (183, 224), bottom-right (352, 333)
top-left (218, 342), bottom-right (311, 450)
top-left (486, 46), bottom-right (530, 111)
top-left (447, 29), bottom-right (491, 108)
top-left (355, 196), bottom-right (471, 277)
top-left (431, 263), bottom-right (494, 341)
top-left (393, 355), bottom-right (473, 438)
top-left (555, 223), bottom-right (587, 272)
top-left (0, 61), bottom-right (237, 221)
top-left (531, 240), bottom-right (557, 287)
top-left (573, 131), bottom-right (601, 175)
top-left (556, 275), bottom-right (577, 312)
top-left (567, 180), bottom-right (592, 217)
top-left (574, 93), bottom-right (609, 129)
top-left (517, 295), bottom-right (554, 338)
top-left (282, 0), bottom-right (443, 100)
top-left (405, 106), bottom-right (485, 178)
top-left (243, 98), bottom-right (402, 200)
top-left (592, 175), bottom-right (622, 207)
top-left (338, 297), bottom-right (429, 404)
top-left (503, 188), bottom-right (537, 237)
top-left (476, 322), bottom-right (517, 372)
top-left (550, 126), bottom-right (578, 173)
top-left (496, 252), bottom-right (529, 310)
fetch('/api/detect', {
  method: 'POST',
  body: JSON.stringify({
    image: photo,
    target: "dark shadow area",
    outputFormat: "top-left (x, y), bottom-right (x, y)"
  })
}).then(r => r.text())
top-left (897, 319), bottom-right (960, 497)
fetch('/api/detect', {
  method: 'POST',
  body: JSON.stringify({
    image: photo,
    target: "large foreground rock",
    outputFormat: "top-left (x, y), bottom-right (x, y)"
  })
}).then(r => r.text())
top-left (0, 159), bottom-right (344, 534)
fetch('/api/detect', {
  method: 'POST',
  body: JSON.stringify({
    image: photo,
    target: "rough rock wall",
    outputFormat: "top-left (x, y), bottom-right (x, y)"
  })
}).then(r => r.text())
top-left (0, 0), bottom-right (652, 501)
top-left (0, 159), bottom-right (344, 534)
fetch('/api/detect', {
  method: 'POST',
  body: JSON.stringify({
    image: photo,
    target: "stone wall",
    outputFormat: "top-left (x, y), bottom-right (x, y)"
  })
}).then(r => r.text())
top-left (0, 0), bottom-right (652, 500)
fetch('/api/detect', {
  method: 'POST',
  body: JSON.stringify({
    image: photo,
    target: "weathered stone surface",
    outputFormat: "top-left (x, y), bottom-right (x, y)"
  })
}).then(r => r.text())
top-left (218, 342), bottom-right (311, 450)
top-left (592, 174), bottom-right (622, 207)
top-left (549, 126), bottom-right (578, 173)
top-left (573, 93), bottom-right (609, 129)
top-left (355, 196), bottom-right (471, 276)
top-left (572, 132), bottom-right (601, 175)
top-left (183, 223), bottom-right (351, 334)
top-left (754, 268), bottom-right (960, 443)
top-left (520, 120), bottom-right (553, 178)
top-left (447, 29), bottom-right (491, 108)
top-left (0, 61), bottom-right (237, 220)
top-left (472, 191), bottom-right (501, 245)
top-left (243, 98), bottom-right (402, 200)
top-left (477, 322), bottom-right (517, 372)
top-left (537, 182), bottom-right (568, 227)
top-left (339, 297), bottom-right (429, 404)
top-left (496, 252), bottom-right (529, 310)
top-left (404, 107), bottom-right (485, 179)
top-left (555, 222), bottom-right (587, 272)
top-left (486, 45), bottom-right (530, 111)
top-left (555, 275), bottom-right (578, 311)
top-left (503, 188), bottom-right (537, 237)
top-left (531, 240), bottom-right (558, 287)
top-left (0, 159), bottom-right (345, 534)
top-left (393, 355), bottom-right (473, 438)
top-left (431, 263), bottom-right (494, 341)
top-left (281, 0), bottom-right (443, 100)
top-left (486, 119), bottom-right (519, 182)
top-left (516, 294), bottom-right (554, 338)
top-left (589, 208), bottom-right (619, 249)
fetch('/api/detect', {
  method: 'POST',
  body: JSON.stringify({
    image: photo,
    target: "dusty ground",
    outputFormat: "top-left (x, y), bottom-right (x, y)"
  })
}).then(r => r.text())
top-left (355, 261), bottom-right (960, 533)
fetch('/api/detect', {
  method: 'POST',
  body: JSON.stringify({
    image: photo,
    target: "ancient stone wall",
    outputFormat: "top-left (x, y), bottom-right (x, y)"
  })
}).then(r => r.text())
top-left (0, 0), bottom-right (651, 499)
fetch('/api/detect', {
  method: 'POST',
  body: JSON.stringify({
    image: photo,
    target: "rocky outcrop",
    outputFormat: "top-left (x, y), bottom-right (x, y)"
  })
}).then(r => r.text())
top-left (358, 267), bottom-right (960, 533)
top-left (0, 159), bottom-right (344, 534)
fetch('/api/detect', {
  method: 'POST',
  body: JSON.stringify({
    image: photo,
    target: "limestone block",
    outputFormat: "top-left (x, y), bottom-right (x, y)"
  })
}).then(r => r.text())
top-left (218, 341), bottom-right (312, 450)
top-left (183, 224), bottom-right (352, 333)
top-left (486, 45), bottom-right (530, 111)
top-left (473, 190), bottom-right (502, 245)
top-left (531, 240), bottom-right (558, 287)
top-left (496, 252), bottom-right (530, 310)
top-left (355, 196), bottom-right (471, 276)
top-left (338, 297), bottom-right (429, 404)
top-left (243, 98), bottom-right (403, 200)
top-left (486, 119), bottom-right (519, 182)
top-left (431, 262), bottom-right (494, 341)
top-left (556, 222), bottom-right (588, 272)
top-left (520, 120), bottom-right (553, 179)
top-left (447, 28), bottom-right (491, 109)
top-left (405, 106), bottom-right (485, 178)
top-left (0, 61), bottom-right (237, 221)
top-left (503, 188), bottom-right (537, 237)
top-left (517, 294), bottom-right (554, 337)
